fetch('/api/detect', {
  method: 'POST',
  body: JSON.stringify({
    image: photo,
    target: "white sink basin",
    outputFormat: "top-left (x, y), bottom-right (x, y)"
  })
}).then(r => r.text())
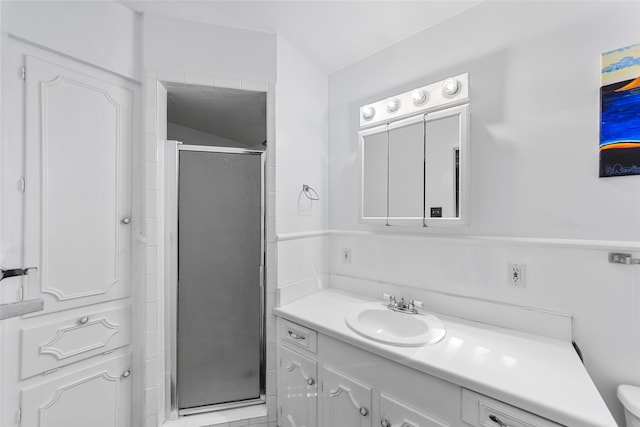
top-left (345, 302), bottom-right (445, 347)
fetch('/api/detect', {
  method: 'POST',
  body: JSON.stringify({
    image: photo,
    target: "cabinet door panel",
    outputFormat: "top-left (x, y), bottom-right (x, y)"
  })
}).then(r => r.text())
top-left (280, 346), bottom-right (317, 427)
top-left (379, 393), bottom-right (449, 427)
top-left (322, 366), bottom-right (372, 427)
top-left (388, 117), bottom-right (424, 225)
top-left (424, 104), bottom-right (469, 225)
top-left (24, 55), bottom-right (132, 314)
top-left (360, 126), bottom-right (388, 223)
top-left (21, 353), bottom-right (131, 427)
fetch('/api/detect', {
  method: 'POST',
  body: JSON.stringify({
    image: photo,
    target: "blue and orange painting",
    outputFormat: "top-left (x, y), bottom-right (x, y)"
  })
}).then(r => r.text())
top-left (600, 43), bottom-right (640, 177)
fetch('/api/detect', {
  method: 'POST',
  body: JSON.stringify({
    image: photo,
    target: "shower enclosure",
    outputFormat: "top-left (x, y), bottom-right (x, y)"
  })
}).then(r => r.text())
top-left (166, 143), bottom-right (265, 416)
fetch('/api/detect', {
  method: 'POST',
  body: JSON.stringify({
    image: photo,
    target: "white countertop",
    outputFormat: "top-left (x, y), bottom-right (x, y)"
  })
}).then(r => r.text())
top-left (273, 289), bottom-right (616, 427)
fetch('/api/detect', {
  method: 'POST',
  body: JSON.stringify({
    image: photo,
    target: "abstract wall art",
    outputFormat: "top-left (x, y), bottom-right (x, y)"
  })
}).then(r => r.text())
top-left (600, 43), bottom-right (640, 177)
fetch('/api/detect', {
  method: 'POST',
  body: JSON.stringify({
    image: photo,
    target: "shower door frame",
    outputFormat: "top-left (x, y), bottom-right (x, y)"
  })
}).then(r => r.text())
top-left (165, 142), bottom-right (266, 418)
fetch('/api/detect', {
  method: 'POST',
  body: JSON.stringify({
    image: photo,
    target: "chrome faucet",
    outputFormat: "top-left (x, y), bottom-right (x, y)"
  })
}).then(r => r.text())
top-left (382, 294), bottom-right (422, 314)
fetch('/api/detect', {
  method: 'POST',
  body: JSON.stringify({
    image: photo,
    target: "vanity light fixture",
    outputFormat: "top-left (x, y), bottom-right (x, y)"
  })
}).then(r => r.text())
top-left (442, 78), bottom-right (460, 96)
top-left (362, 105), bottom-right (376, 121)
top-left (411, 90), bottom-right (428, 105)
top-left (386, 98), bottom-right (400, 113)
top-left (358, 73), bottom-right (468, 128)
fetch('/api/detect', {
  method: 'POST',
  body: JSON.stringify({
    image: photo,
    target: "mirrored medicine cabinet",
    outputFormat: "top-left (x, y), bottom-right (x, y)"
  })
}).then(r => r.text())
top-left (358, 73), bottom-right (470, 227)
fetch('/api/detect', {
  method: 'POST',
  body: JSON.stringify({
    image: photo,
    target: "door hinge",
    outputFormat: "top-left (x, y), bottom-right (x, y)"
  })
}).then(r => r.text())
top-left (16, 408), bottom-right (21, 423)
top-left (18, 177), bottom-right (25, 193)
top-left (20, 66), bottom-right (26, 81)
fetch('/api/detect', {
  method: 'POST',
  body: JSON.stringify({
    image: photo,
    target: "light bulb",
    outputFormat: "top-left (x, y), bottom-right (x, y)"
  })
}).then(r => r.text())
top-left (442, 78), bottom-right (460, 96)
top-left (386, 98), bottom-right (400, 113)
top-left (362, 106), bottom-right (376, 120)
top-left (411, 90), bottom-right (427, 105)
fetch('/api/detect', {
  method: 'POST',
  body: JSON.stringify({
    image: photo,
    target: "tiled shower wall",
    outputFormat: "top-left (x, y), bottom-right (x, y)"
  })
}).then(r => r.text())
top-left (144, 72), bottom-right (277, 427)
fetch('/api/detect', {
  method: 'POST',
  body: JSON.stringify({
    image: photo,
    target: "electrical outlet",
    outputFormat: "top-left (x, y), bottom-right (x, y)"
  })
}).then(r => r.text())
top-left (342, 248), bottom-right (352, 264)
top-left (508, 263), bottom-right (526, 287)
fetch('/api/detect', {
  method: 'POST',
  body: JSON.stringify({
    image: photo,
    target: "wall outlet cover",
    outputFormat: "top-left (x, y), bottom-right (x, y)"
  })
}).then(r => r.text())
top-left (508, 263), bottom-right (526, 287)
top-left (342, 248), bottom-right (352, 264)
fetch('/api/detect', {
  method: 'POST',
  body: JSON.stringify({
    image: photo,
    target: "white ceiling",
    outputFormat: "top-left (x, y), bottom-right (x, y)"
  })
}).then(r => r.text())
top-left (120, 0), bottom-right (482, 74)
top-left (130, 1), bottom-right (482, 145)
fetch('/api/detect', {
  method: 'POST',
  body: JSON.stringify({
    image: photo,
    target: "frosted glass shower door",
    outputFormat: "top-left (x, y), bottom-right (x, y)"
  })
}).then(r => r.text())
top-left (177, 147), bottom-right (264, 411)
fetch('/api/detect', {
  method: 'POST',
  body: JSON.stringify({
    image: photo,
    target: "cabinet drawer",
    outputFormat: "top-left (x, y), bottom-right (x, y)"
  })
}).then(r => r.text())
top-left (21, 305), bottom-right (131, 379)
top-left (280, 318), bottom-right (317, 354)
top-left (462, 389), bottom-right (563, 427)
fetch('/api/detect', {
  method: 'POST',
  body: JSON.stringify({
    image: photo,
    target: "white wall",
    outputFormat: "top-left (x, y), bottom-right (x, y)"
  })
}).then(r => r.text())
top-left (275, 36), bottom-right (329, 305)
top-left (5, 1), bottom-right (139, 80)
top-left (330, 1), bottom-right (640, 239)
top-left (144, 14), bottom-right (276, 83)
top-left (275, 36), bottom-right (329, 235)
top-left (327, 1), bottom-right (640, 424)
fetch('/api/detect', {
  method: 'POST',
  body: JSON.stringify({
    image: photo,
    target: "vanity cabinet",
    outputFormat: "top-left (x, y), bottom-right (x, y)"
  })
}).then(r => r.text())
top-left (278, 318), bottom-right (456, 427)
top-left (277, 316), bottom-right (572, 427)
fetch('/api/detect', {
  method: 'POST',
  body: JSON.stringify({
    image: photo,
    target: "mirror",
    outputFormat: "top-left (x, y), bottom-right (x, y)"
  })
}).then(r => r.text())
top-left (359, 104), bottom-right (469, 226)
top-left (388, 116), bottom-right (425, 225)
top-left (360, 125), bottom-right (388, 221)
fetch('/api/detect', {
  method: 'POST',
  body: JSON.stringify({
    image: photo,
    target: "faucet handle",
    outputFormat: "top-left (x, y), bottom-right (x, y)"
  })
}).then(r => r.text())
top-left (382, 293), bottom-right (395, 302)
top-left (409, 299), bottom-right (423, 310)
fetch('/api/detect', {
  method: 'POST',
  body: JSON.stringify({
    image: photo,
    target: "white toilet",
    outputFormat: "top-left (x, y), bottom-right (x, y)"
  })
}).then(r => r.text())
top-left (618, 385), bottom-right (640, 426)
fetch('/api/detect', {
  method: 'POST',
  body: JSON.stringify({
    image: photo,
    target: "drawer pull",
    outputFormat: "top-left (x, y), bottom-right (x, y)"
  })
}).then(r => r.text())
top-left (122, 369), bottom-right (131, 378)
top-left (359, 407), bottom-right (369, 417)
top-left (121, 217), bottom-right (131, 224)
top-left (489, 415), bottom-right (509, 427)
top-left (79, 316), bottom-right (89, 324)
top-left (381, 419), bottom-right (391, 427)
top-left (288, 330), bottom-right (305, 340)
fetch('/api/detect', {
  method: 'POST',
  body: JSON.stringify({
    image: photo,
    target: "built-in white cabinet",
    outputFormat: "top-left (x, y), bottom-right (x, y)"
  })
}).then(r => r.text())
top-left (2, 46), bottom-right (134, 426)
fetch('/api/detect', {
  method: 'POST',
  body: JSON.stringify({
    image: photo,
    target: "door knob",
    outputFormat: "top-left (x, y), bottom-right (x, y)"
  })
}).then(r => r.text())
top-left (307, 378), bottom-right (315, 386)
top-left (381, 419), bottom-right (391, 427)
top-left (122, 370), bottom-right (131, 378)
top-left (79, 316), bottom-right (89, 324)
top-left (121, 217), bottom-right (131, 224)
top-left (359, 407), bottom-right (369, 416)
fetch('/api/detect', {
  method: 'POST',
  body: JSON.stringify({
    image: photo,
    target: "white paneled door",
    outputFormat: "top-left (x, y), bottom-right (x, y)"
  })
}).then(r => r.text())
top-left (24, 55), bottom-right (132, 312)
top-left (1, 48), bottom-right (133, 427)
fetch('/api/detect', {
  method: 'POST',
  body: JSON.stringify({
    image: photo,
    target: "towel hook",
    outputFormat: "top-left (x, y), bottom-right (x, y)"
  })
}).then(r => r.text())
top-left (301, 184), bottom-right (319, 201)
